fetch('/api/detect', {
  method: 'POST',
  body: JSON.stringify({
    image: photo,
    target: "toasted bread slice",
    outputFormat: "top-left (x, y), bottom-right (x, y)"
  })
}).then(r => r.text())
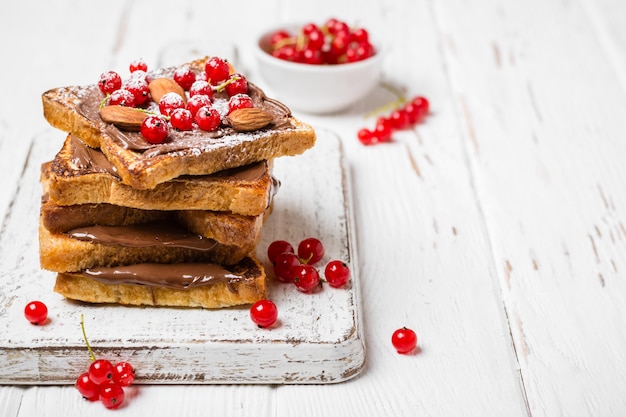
top-left (53, 255), bottom-right (267, 308)
top-left (39, 216), bottom-right (254, 272)
top-left (40, 199), bottom-right (265, 254)
top-left (42, 134), bottom-right (277, 216)
top-left (41, 57), bottom-right (316, 189)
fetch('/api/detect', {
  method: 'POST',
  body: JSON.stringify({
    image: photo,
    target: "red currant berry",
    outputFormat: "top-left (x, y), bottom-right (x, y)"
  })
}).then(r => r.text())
top-left (273, 252), bottom-right (300, 283)
top-left (158, 92), bottom-right (185, 116)
top-left (301, 47), bottom-right (324, 65)
top-left (75, 372), bottom-right (100, 401)
top-left (129, 58), bottom-right (148, 73)
top-left (186, 94), bottom-right (212, 118)
top-left (24, 300), bottom-right (48, 325)
top-left (272, 45), bottom-right (298, 61)
top-left (98, 71), bottom-right (122, 95)
top-left (391, 327), bottom-right (418, 354)
top-left (170, 108), bottom-right (194, 131)
top-left (123, 78), bottom-right (150, 106)
top-left (292, 264), bottom-right (321, 293)
top-left (205, 56), bottom-right (230, 85)
top-left (269, 30), bottom-right (291, 48)
top-left (129, 69), bottom-right (150, 84)
top-left (89, 359), bottom-right (114, 385)
top-left (411, 96), bottom-right (430, 122)
top-left (189, 80), bottom-right (214, 99)
top-left (327, 19), bottom-right (350, 36)
top-left (140, 115), bottom-right (168, 144)
top-left (228, 94), bottom-right (254, 113)
top-left (373, 118), bottom-right (393, 142)
top-left (351, 27), bottom-right (370, 44)
top-left (403, 102), bottom-right (421, 124)
top-left (99, 381), bottom-right (125, 409)
top-left (324, 260), bottom-right (351, 288)
top-left (108, 89), bottom-right (136, 107)
top-left (329, 32), bottom-right (350, 58)
top-left (173, 66), bottom-right (196, 91)
top-left (267, 240), bottom-right (294, 264)
top-left (112, 361), bottom-right (135, 387)
top-left (390, 108), bottom-right (410, 130)
top-left (297, 237), bottom-right (324, 264)
top-left (224, 73), bottom-right (248, 96)
top-left (357, 128), bottom-right (377, 145)
top-left (195, 106), bottom-right (221, 131)
top-left (250, 299), bottom-right (278, 328)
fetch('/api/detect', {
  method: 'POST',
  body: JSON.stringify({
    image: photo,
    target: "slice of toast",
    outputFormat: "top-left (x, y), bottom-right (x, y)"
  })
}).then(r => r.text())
top-left (41, 57), bottom-right (316, 189)
top-left (53, 255), bottom-right (267, 308)
top-left (43, 134), bottom-right (277, 216)
top-left (39, 216), bottom-right (253, 272)
top-left (40, 200), bottom-right (265, 253)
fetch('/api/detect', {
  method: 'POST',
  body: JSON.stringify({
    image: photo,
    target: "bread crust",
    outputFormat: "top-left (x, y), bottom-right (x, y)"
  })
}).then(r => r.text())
top-left (53, 256), bottom-right (268, 308)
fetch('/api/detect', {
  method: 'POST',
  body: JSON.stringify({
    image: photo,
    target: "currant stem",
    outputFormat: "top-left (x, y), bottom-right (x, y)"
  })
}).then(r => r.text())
top-left (364, 81), bottom-right (409, 119)
top-left (80, 314), bottom-right (96, 362)
top-left (213, 75), bottom-right (242, 93)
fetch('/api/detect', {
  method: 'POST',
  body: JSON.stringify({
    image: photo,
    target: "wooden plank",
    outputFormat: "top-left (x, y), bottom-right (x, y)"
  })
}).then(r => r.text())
top-left (0, 128), bottom-right (364, 385)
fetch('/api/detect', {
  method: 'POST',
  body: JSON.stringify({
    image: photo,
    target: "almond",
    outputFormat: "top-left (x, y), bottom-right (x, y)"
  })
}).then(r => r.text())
top-left (148, 78), bottom-right (187, 104)
top-left (227, 108), bottom-right (274, 132)
top-left (99, 105), bottom-right (148, 131)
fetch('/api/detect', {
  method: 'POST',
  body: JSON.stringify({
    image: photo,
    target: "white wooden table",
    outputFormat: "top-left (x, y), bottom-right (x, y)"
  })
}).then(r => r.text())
top-left (1, 0), bottom-right (626, 415)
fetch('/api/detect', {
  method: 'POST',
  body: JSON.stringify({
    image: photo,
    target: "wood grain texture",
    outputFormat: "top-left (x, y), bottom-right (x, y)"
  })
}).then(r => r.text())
top-left (2, 0), bottom-right (626, 415)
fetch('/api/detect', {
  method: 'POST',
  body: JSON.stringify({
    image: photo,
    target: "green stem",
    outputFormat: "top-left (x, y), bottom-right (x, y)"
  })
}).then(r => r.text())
top-left (80, 314), bottom-right (96, 362)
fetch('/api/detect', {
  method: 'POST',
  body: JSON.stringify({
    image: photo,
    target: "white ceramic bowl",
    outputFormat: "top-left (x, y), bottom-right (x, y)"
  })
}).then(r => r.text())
top-left (254, 26), bottom-right (384, 114)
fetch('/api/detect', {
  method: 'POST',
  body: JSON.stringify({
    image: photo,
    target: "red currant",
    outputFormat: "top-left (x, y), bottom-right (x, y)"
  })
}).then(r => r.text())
top-left (195, 106), bottom-right (221, 131)
top-left (390, 108), bottom-right (410, 130)
top-left (412, 96), bottom-right (430, 118)
top-left (357, 128), bottom-right (377, 145)
top-left (189, 80), bottom-right (214, 99)
top-left (75, 372), bottom-right (100, 401)
top-left (186, 94), bottom-right (212, 118)
top-left (112, 361), bottom-right (135, 387)
top-left (99, 381), bottom-right (125, 409)
top-left (129, 69), bottom-right (150, 84)
top-left (224, 73), bottom-right (248, 96)
top-left (205, 56), bottom-right (230, 85)
top-left (300, 47), bottom-right (324, 65)
top-left (123, 78), bottom-right (150, 106)
top-left (89, 359), bottom-right (114, 385)
top-left (250, 299), bottom-right (278, 328)
top-left (374, 117), bottom-right (393, 142)
top-left (173, 66), bottom-right (196, 90)
top-left (98, 71), bottom-right (122, 95)
top-left (140, 115), bottom-right (168, 144)
top-left (273, 252), bottom-right (300, 283)
top-left (269, 30), bottom-right (291, 48)
top-left (158, 92), bottom-right (185, 116)
top-left (24, 300), bottom-right (48, 325)
top-left (391, 327), bottom-right (418, 354)
top-left (108, 88), bottom-right (135, 107)
top-left (292, 264), bottom-right (321, 293)
top-left (129, 59), bottom-right (148, 73)
top-left (170, 108), bottom-right (194, 131)
top-left (351, 27), bottom-right (370, 43)
top-left (297, 237), bottom-right (324, 264)
top-left (267, 240), bottom-right (294, 264)
top-left (324, 260), bottom-right (351, 288)
top-left (272, 45), bottom-right (298, 61)
top-left (228, 94), bottom-right (254, 113)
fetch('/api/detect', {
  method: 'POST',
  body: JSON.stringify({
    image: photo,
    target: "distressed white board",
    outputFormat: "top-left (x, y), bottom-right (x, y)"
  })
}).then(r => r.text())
top-left (0, 127), bottom-right (364, 385)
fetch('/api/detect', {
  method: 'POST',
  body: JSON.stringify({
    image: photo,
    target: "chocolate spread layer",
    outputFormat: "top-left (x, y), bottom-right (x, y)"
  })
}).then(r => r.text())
top-left (81, 256), bottom-right (261, 290)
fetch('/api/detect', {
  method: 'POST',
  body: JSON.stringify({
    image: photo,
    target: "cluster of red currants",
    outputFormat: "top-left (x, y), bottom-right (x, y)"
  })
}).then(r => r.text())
top-left (358, 96), bottom-right (430, 145)
top-left (97, 57), bottom-right (253, 144)
top-left (268, 18), bottom-right (375, 65)
top-left (268, 237), bottom-right (351, 292)
top-left (74, 315), bottom-right (135, 409)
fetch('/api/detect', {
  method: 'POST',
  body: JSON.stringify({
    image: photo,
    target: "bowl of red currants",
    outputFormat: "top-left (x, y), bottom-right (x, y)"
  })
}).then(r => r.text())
top-left (254, 18), bottom-right (383, 114)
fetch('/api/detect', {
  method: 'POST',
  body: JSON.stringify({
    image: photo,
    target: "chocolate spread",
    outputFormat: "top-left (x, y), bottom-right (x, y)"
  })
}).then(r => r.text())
top-left (66, 222), bottom-right (216, 251)
top-left (83, 263), bottom-right (241, 289)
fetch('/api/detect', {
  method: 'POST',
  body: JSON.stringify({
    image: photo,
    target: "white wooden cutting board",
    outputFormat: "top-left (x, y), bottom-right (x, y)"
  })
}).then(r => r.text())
top-left (0, 128), bottom-right (364, 385)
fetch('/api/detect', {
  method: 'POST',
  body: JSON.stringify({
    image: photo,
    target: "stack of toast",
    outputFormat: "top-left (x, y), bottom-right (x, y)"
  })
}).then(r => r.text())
top-left (39, 57), bottom-right (316, 308)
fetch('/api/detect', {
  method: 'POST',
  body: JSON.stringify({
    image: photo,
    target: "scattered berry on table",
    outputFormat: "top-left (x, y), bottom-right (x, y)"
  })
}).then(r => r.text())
top-left (391, 327), bottom-right (418, 354)
top-left (24, 300), bottom-right (48, 325)
top-left (297, 237), bottom-right (325, 265)
top-left (267, 240), bottom-right (295, 264)
top-left (292, 264), bottom-right (321, 293)
top-left (250, 299), bottom-right (278, 328)
top-left (324, 260), bottom-right (351, 288)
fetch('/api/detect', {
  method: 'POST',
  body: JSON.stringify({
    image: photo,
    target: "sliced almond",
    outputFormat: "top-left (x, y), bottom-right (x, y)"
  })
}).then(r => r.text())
top-left (148, 78), bottom-right (187, 104)
top-left (227, 108), bottom-right (274, 132)
top-left (99, 105), bottom-right (148, 131)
